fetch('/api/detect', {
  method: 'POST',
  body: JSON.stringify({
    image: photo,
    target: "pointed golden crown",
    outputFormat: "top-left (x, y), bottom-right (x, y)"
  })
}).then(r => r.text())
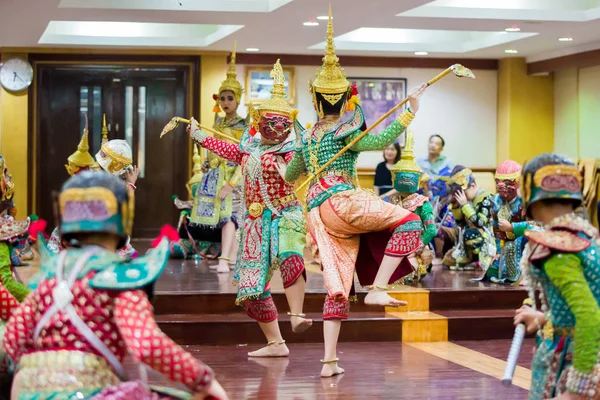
top-left (218, 41), bottom-right (243, 102)
top-left (67, 114), bottom-right (98, 168)
top-left (311, 5), bottom-right (349, 95)
top-left (256, 59), bottom-right (293, 117)
top-left (101, 114), bottom-right (109, 144)
top-left (392, 130), bottom-right (422, 174)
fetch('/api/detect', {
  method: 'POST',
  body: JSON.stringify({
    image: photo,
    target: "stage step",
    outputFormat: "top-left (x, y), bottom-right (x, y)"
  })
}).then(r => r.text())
top-left (156, 308), bottom-right (518, 345)
top-left (153, 289), bottom-right (528, 315)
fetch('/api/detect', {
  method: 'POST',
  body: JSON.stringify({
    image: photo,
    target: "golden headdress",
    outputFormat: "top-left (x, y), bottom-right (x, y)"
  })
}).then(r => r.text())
top-left (249, 59), bottom-right (294, 121)
top-left (101, 114), bottom-right (109, 144)
top-left (392, 131), bottom-right (422, 174)
top-left (310, 5), bottom-right (349, 97)
top-left (218, 41), bottom-right (243, 103)
top-left (65, 114), bottom-right (99, 175)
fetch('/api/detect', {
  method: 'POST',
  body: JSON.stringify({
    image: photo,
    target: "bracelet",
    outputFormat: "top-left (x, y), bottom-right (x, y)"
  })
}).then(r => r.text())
top-left (566, 366), bottom-right (599, 398)
top-left (192, 129), bottom-right (209, 144)
top-left (127, 183), bottom-right (136, 191)
top-left (397, 110), bottom-right (415, 128)
top-left (226, 181), bottom-right (236, 188)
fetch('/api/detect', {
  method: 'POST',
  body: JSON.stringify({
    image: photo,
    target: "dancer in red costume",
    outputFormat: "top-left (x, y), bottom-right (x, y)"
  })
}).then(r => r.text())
top-left (185, 60), bottom-right (311, 358)
top-left (4, 171), bottom-right (227, 399)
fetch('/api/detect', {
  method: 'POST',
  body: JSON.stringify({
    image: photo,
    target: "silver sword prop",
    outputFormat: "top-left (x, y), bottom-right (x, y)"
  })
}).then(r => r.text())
top-left (501, 299), bottom-right (533, 386)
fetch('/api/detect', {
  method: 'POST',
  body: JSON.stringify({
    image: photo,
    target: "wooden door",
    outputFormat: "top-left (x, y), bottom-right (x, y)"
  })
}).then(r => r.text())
top-left (34, 64), bottom-right (191, 237)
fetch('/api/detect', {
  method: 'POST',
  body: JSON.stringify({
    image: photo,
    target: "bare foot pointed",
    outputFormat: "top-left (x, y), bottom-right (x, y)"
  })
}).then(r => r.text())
top-left (364, 290), bottom-right (407, 307)
top-left (289, 314), bottom-right (313, 334)
top-left (248, 342), bottom-right (290, 358)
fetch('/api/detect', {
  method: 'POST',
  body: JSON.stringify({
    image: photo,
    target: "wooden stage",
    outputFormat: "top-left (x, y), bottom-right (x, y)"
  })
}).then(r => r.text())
top-left (15, 241), bottom-right (535, 399)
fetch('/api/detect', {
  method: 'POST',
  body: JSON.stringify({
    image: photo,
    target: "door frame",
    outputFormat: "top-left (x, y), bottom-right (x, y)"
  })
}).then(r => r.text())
top-left (27, 54), bottom-right (200, 215)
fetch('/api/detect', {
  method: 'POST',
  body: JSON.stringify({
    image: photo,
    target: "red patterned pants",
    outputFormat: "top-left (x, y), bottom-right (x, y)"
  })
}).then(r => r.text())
top-left (245, 254), bottom-right (306, 323)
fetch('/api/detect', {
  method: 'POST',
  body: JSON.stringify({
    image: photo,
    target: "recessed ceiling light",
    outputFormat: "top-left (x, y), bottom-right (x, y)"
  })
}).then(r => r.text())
top-left (558, 37), bottom-right (573, 42)
top-left (245, 47), bottom-right (260, 52)
top-left (303, 21), bottom-right (319, 27)
top-left (505, 26), bottom-right (521, 32)
top-left (414, 51), bottom-right (428, 56)
top-left (317, 15), bottom-right (332, 20)
top-left (504, 49), bottom-right (518, 54)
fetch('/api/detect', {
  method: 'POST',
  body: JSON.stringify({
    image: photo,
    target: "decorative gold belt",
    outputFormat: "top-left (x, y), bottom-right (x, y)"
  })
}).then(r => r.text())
top-left (19, 350), bottom-right (113, 371)
top-left (248, 194), bottom-right (297, 217)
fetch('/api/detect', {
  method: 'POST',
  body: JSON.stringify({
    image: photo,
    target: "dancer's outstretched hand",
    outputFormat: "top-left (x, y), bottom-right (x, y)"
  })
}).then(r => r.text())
top-left (188, 117), bottom-right (200, 136)
top-left (219, 183), bottom-right (234, 200)
top-left (408, 83), bottom-right (428, 114)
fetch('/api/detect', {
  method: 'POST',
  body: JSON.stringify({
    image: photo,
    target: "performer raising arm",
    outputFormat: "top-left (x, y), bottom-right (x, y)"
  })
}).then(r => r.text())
top-left (186, 60), bottom-right (311, 358)
top-left (282, 7), bottom-right (427, 377)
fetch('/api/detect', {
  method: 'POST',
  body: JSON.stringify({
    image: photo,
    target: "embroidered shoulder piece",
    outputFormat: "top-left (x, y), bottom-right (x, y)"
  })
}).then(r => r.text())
top-left (28, 246), bottom-right (122, 289)
top-left (545, 213), bottom-right (599, 240)
top-left (332, 105), bottom-right (366, 141)
top-left (238, 127), bottom-right (255, 153)
top-left (0, 217), bottom-right (30, 242)
top-left (294, 119), bottom-right (305, 139)
top-left (89, 238), bottom-right (170, 290)
top-left (402, 193), bottom-right (429, 212)
top-left (526, 229), bottom-right (591, 261)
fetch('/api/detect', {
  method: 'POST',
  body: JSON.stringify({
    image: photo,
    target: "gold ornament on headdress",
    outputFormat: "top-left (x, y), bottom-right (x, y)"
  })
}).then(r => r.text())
top-left (448, 168), bottom-right (473, 190)
top-left (392, 130), bottom-right (422, 174)
top-left (186, 144), bottom-right (203, 196)
top-left (218, 41), bottom-right (243, 103)
top-left (254, 59), bottom-right (294, 118)
top-left (65, 113), bottom-right (99, 175)
top-left (310, 5), bottom-right (349, 96)
top-left (101, 114), bottom-right (109, 144)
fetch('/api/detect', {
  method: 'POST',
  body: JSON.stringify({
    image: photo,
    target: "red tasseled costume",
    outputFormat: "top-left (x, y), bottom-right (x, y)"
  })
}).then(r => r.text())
top-left (28, 219), bottom-right (48, 240)
top-left (152, 225), bottom-right (179, 248)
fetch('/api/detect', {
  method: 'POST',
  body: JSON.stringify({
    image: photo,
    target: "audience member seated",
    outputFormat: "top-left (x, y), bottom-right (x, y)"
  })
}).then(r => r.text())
top-left (374, 142), bottom-right (401, 201)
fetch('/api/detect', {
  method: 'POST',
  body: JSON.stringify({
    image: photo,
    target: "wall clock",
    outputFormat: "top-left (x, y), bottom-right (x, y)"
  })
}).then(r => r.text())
top-left (0, 58), bottom-right (33, 92)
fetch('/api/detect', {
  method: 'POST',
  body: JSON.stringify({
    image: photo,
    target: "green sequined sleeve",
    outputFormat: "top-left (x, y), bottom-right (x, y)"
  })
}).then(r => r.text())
top-left (512, 222), bottom-right (532, 237)
top-left (284, 150), bottom-right (306, 183)
top-left (545, 253), bottom-right (600, 374)
top-left (0, 242), bottom-right (30, 302)
top-left (346, 120), bottom-right (407, 152)
top-left (418, 201), bottom-right (437, 246)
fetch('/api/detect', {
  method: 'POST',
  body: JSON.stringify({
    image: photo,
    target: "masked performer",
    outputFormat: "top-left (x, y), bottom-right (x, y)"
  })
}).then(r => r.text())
top-left (445, 166), bottom-right (496, 271)
top-left (282, 8), bottom-right (427, 377)
top-left (187, 59), bottom-right (311, 358)
top-left (389, 131), bottom-right (436, 282)
top-left (3, 171), bottom-right (227, 400)
top-left (95, 136), bottom-right (139, 259)
top-left (480, 160), bottom-right (531, 283)
top-left (513, 153), bottom-right (599, 400)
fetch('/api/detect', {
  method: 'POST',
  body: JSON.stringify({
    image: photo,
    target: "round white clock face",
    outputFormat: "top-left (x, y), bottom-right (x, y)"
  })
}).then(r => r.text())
top-left (0, 58), bottom-right (33, 92)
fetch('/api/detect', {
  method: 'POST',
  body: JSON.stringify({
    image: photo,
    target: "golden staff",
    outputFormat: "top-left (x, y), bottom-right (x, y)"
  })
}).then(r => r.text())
top-left (160, 117), bottom-right (240, 144)
top-left (296, 64), bottom-right (475, 193)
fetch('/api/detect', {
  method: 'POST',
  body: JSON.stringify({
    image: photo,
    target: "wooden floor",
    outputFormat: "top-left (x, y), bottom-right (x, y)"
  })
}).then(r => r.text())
top-left (15, 240), bottom-right (536, 399)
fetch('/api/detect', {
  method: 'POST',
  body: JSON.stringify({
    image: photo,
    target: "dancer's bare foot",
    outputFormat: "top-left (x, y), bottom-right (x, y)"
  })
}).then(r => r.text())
top-left (216, 259), bottom-right (230, 273)
top-left (321, 361), bottom-right (345, 378)
top-left (289, 314), bottom-right (313, 334)
top-left (248, 341), bottom-right (289, 358)
top-left (364, 289), bottom-right (407, 307)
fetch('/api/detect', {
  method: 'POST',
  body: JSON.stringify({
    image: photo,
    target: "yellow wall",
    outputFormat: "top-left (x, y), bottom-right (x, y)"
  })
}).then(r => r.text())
top-left (496, 58), bottom-right (554, 165)
top-left (0, 52), bottom-right (29, 216)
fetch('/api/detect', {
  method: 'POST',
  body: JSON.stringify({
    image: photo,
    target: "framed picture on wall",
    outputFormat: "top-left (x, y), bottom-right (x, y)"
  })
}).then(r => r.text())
top-left (348, 77), bottom-right (407, 135)
top-left (245, 66), bottom-right (296, 105)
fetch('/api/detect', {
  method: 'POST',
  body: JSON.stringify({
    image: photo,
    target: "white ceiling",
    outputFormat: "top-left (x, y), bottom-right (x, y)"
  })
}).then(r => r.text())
top-left (1, 0), bottom-right (600, 61)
